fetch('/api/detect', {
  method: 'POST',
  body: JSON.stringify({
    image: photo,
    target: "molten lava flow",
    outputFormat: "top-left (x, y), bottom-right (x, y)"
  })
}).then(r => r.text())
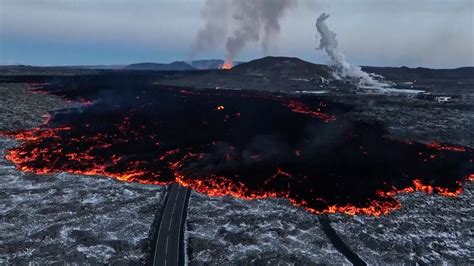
top-left (427, 142), bottom-right (466, 152)
top-left (1, 83), bottom-right (473, 217)
top-left (284, 100), bottom-right (336, 123)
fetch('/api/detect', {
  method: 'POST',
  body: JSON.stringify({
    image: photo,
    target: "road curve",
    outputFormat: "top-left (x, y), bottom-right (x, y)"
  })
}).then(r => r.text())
top-left (152, 183), bottom-right (190, 266)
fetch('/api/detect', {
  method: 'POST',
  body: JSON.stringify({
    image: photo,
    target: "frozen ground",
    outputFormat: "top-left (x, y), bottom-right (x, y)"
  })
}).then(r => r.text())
top-left (343, 96), bottom-right (474, 148)
top-left (331, 183), bottom-right (473, 264)
top-left (186, 185), bottom-right (473, 264)
top-left (186, 192), bottom-right (348, 264)
top-left (0, 84), bottom-right (164, 264)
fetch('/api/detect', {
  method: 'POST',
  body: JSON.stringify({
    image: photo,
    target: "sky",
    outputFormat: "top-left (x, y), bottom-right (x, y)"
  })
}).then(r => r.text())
top-left (0, 0), bottom-right (473, 67)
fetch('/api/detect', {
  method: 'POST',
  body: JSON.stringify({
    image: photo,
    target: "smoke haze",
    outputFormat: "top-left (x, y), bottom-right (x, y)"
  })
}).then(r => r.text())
top-left (190, 0), bottom-right (297, 64)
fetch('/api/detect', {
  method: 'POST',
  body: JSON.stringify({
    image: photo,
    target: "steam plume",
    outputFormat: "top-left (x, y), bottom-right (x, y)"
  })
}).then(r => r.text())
top-left (316, 13), bottom-right (385, 87)
top-left (190, 0), bottom-right (297, 65)
top-left (188, 0), bottom-right (230, 61)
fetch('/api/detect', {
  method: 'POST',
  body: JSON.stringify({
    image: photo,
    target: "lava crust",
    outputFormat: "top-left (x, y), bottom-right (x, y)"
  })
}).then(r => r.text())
top-left (2, 82), bottom-right (473, 216)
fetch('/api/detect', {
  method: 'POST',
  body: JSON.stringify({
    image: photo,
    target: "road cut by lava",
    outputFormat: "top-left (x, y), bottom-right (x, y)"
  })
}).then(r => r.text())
top-left (2, 83), bottom-right (473, 216)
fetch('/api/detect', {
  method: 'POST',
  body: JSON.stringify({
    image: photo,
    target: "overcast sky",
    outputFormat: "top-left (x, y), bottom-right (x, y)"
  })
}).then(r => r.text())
top-left (1, 0), bottom-right (473, 67)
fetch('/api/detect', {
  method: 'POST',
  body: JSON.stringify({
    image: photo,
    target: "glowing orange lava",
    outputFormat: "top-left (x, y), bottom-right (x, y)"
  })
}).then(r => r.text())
top-left (220, 57), bottom-right (233, 69)
top-left (285, 100), bottom-right (336, 122)
top-left (427, 142), bottom-right (466, 152)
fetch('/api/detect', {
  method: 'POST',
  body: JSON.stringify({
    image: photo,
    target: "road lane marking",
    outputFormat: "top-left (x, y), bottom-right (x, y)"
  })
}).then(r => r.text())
top-left (169, 189), bottom-right (179, 232)
top-left (153, 185), bottom-right (189, 266)
top-left (171, 201), bottom-right (177, 215)
top-left (154, 184), bottom-right (177, 263)
top-left (175, 187), bottom-right (188, 265)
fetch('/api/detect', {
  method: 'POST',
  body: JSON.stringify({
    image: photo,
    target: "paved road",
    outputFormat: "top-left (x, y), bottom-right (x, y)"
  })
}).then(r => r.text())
top-left (153, 183), bottom-right (190, 266)
top-left (318, 215), bottom-right (367, 266)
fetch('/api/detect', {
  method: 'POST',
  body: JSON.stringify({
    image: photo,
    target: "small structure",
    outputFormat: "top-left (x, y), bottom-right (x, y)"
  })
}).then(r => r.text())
top-left (435, 96), bottom-right (451, 103)
top-left (417, 93), bottom-right (457, 103)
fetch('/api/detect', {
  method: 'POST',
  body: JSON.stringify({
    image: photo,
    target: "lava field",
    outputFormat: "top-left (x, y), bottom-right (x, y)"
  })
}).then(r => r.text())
top-left (1, 77), bottom-right (473, 216)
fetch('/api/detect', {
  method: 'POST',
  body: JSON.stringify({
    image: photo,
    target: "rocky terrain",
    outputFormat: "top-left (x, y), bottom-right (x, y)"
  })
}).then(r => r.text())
top-left (186, 193), bottom-right (348, 264)
top-left (186, 183), bottom-right (473, 264)
top-left (333, 95), bottom-right (474, 148)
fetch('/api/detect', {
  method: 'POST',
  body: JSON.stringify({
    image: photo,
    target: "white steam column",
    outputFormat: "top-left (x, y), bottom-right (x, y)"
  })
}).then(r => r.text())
top-left (316, 13), bottom-right (387, 88)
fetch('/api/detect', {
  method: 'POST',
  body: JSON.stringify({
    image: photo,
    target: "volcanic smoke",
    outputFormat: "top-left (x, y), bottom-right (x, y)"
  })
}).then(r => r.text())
top-left (190, 0), bottom-right (297, 68)
top-left (315, 13), bottom-right (387, 88)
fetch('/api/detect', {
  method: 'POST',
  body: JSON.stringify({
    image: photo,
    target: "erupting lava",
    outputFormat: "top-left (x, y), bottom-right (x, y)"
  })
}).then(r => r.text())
top-left (1, 80), bottom-right (472, 217)
top-left (220, 57), bottom-right (233, 69)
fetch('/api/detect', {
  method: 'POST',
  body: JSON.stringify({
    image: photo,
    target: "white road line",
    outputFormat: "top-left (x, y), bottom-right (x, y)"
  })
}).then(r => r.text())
top-left (153, 184), bottom-right (188, 266)
top-left (153, 184), bottom-right (177, 263)
top-left (171, 201), bottom-right (177, 216)
top-left (175, 187), bottom-right (188, 265)
top-left (169, 189), bottom-right (179, 232)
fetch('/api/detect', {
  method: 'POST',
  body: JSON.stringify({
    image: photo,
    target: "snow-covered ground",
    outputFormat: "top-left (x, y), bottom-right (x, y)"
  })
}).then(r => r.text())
top-left (331, 184), bottom-right (473, 264)
top-left (186, 184), bottom-right (473, 264)
top-left (0, 84), bottom-right (164, 264)
top-left (186, 192), bottom-right (349, 264)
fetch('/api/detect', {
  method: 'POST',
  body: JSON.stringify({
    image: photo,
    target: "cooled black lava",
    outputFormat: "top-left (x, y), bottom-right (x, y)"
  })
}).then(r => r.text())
top-left (2, 78), bottom-right (473, 216)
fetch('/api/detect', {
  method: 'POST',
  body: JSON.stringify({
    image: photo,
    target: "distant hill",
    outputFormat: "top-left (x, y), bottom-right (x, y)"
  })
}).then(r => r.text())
top-left (230, 56), bottom-right (332, 79)
top-left (362, 66), bottom-right (474, 81)
top-left (126, 61), bottom-right (195, 71)
top-left (191, 60), bottom-right (224, 70)
top-left (66, 65), bottom-right (126, 70)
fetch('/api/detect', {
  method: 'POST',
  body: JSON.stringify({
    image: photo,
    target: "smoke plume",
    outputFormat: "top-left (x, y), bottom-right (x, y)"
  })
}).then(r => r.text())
top-left (190, 0), bottom-right (297, 65)
top-left (315, 13), bottom-right (386, 87)
top-left (188, 0), bottom-right (231, 61)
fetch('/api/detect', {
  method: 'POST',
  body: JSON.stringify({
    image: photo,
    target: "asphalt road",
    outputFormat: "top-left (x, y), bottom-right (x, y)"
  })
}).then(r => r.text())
top-left (153, 183), bottom-right (190, 266)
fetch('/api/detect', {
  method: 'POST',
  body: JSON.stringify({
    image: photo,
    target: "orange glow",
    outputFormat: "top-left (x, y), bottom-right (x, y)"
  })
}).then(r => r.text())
top-left (220, 57), bottom-right (233, 70)
top-left (221, 62), bottom-right (233, 69)
top-left (297, 199), bottom-right (402, 217)
top-left (284, 100), bottom-right (336, 123)
top-left (216, 105), bottom-right (225, 111)
top-left (413, 179), bottom-right (433, 194)
top-left (411, 179), bottom-right (464, 197)
top-left (469, 174), bottom-right (474, 182)
top-left (427, 142), bottom-right (466, 152)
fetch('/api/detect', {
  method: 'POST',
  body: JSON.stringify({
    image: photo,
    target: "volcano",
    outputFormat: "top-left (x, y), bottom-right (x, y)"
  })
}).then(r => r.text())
top-left (1, 79), bottom-right (472, 216)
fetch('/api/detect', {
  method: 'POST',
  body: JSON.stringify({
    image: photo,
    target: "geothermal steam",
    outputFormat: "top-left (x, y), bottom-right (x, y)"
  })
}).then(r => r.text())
top-left (190, 0), bottom-right (297, 66)
top-left (316, 13), bottom-right (386, 87)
